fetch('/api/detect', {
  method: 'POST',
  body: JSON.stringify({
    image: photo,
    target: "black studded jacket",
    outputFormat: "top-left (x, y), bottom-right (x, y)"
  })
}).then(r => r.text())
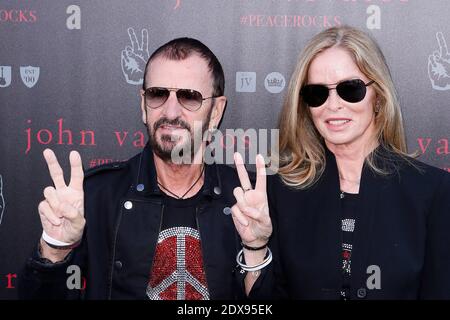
top-left (19, 143), bottom-right (245, 300)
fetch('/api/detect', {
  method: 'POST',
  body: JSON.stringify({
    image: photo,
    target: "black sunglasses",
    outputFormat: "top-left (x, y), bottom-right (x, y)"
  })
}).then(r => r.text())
top-left (143, 87), bottom-right (218, 111)
top-left (300, 79), bottom-right (375, 108)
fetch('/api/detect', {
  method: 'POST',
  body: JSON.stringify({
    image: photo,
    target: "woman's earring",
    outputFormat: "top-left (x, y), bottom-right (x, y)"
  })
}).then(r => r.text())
top-left (375, 100), bottom-right (381, 114)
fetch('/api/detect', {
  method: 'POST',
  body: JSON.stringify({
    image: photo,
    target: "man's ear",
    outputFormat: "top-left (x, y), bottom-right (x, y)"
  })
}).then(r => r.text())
top-left (209, 96), bottom-right (227, 129)
top-left (140, 90), bottom-right (147, 124)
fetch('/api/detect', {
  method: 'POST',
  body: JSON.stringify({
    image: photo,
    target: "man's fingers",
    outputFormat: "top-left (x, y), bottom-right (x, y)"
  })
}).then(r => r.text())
top-left (255, 154), bottom-right (267, 192)
top-left (233, 188), bottom-right (265, 222)
top-left (60, 202), bottom-right (81, 221)
top-left (69, 151), bottom-right (84, 191)
top-left (242, 206), bottom-right (262, 221)
top-left (233, 187), bottom-right (247, 211)
top-left (38, 200), bottom-right (61, 226)
top-left (43, 186), bottom-right (62, 217)
top-left (234, 152), bottom-right (252, 191)
top-left (231, 205), bottom-right (249, 227)
top-left (43, 149), bottom-right (66, 189)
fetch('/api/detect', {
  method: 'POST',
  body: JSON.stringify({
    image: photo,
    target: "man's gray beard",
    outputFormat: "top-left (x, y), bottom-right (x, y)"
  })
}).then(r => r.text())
top-left (147, 118), bottom-right (210, 163)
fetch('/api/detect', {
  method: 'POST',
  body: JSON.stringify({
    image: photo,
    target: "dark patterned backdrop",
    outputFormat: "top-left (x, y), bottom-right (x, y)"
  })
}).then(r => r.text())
top-left (0, 0), bottom-right (449, 299)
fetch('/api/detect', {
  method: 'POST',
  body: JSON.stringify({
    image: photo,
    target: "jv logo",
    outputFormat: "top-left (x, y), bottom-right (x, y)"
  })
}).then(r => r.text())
top-left (20, 66), bottom-right (40, 88)
top-left (236, 72), bottom-right (256, 93)
top-left (0, 66), bottom-right (11, 88)
top-left (121, 27), bottom-right (150, 85)
top-left (428, 32), bottom-right (450, 91)
top-left (264, 72), bottom-right (285, 94)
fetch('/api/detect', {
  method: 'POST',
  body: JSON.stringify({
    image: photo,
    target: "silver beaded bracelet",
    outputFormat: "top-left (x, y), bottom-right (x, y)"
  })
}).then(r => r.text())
top-left (236, 247), bottom-right (273, 272)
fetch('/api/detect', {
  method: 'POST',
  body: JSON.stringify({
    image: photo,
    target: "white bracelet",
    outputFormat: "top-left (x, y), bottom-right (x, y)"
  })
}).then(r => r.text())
top-left (42, 230), bottom-right (80, 249)
top-left (236, 247), bottom-right (272, 272)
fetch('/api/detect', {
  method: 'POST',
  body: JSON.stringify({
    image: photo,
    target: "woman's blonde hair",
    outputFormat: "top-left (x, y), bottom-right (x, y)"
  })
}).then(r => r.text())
top-left (278, 25), bottom-right (408, 188)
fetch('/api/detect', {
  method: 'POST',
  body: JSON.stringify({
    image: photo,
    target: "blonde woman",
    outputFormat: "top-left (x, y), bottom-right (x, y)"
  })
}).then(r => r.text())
top-left (231, 26), bottom-right (450, 299)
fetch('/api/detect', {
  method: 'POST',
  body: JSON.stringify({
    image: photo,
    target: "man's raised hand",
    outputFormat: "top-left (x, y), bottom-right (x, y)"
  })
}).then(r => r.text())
top-left (231, 153), bottom-right (272, 247)
top-left (38, 149), bottom-right (85, 252)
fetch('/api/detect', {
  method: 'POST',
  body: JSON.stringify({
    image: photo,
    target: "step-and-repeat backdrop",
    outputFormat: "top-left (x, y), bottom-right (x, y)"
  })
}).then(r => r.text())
top-left (0, 0), bottom-right (449, 299)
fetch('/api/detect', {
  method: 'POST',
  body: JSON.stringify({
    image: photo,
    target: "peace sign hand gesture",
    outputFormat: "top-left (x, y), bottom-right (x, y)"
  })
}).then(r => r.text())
top-left (231, 153), bottom-right (272, 247)
top-left (428, 32), bottom-right (450, 90)
top-left (121, 28), bottom-right (150, 85)
top-left (38, 149), bottom-right (85, 259)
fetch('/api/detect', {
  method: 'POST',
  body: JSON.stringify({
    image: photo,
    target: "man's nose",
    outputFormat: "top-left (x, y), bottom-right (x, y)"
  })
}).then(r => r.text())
top-left (162, 91), bottom-right (183, 118)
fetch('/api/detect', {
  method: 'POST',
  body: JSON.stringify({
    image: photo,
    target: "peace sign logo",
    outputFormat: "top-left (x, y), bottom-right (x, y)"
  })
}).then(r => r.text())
top-left (147, 227), bottom-right (209, 300)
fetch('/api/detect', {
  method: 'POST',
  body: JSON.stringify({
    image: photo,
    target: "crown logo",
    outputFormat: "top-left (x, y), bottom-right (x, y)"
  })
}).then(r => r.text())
top-left (266, 77), bottom-right (283, 87)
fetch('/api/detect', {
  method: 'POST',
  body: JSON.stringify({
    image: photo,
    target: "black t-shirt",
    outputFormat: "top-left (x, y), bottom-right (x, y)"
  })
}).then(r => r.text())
top-left (340, 191), bottom-right (359, 300)
top-left (160, 192), bottom-right (200, 230)
top-left (146, 192), bottom-right (210, 300)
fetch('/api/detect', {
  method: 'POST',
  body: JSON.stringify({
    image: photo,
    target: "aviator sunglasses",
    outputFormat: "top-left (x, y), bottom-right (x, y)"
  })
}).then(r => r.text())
top-left (143, 87), bottom-right (218, 111)
top-left (300, 79), bottom-right (375, 108)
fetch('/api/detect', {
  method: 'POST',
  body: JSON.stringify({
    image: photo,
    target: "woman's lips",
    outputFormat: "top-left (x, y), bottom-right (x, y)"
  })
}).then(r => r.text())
top-left (325, 118), bottom-right (352, 131)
